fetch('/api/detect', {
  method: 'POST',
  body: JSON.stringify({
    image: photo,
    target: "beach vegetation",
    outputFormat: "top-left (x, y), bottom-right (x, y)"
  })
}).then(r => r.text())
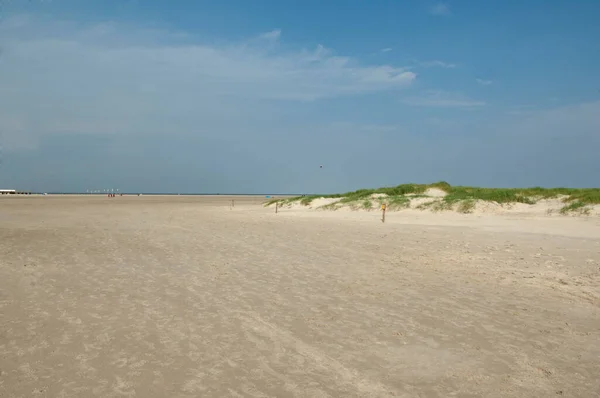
top-left (265, 182), bottom-right (600, 214)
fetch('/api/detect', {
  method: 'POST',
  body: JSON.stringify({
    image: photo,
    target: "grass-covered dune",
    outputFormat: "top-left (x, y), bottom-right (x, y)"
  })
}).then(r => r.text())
top-left (266, 182), bottom-right (600, 215)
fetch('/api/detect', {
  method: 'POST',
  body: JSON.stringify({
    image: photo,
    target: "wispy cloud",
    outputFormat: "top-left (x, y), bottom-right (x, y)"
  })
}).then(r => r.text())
top-left (380, 47), bottom-right (393, 53)
top-left (0, 15), bottom-right (416, 148)
top-left (476, 78), bottom-right (493, 86)
top-left (420, 60), bottom-right (457, 68)
top-left (401, 91), bottom-right (485, 108)
top-left (258, 29), bottom-right (281, 41)
top-left (429, 3), bottom-right (451, 16)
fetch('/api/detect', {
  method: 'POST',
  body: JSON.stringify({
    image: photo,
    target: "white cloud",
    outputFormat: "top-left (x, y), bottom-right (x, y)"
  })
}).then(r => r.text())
top-left (401, 91), bottom-right (485, 108)
top-left (258, 29), bottom-right (281, 41)
top-left (429, 3), bottom-right (451, 16)
top-left (476, 78), bottom-right (493, 86)
top-left (421, 60), bottom-right (457, 68)
top-left (381, 48), bottom-right (392, 53)
top-left (0, 15), bottom-right (416, 148)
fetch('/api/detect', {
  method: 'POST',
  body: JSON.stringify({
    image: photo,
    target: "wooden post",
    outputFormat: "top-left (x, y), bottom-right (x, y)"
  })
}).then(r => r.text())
top-left (275, 202), bottom-right (278, 214)
top-left (381, 203), bottom-right (386, 223)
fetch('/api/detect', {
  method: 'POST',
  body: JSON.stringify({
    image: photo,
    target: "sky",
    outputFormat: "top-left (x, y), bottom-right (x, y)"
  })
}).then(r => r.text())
top-left (0, 0), bottom-right (599, 193)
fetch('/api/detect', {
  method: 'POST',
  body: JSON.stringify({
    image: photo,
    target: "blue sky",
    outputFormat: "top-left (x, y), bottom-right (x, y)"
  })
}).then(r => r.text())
top-left (1, 0), bottom-right (599, 193)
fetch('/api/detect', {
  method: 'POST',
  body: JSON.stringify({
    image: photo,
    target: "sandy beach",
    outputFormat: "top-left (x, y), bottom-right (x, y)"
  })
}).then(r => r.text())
top-left (1, 195), bottom-right (599, 397)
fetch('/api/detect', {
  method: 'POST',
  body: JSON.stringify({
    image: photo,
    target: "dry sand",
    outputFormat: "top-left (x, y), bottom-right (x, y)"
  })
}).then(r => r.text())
top-left (1, 195), bottom-right (599, 397)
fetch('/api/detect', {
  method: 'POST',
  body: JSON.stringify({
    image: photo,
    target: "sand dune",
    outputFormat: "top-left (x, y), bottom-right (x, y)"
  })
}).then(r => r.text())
top-left (1, 195), bottom-right (599, 397)
top-left (272, 193), bottom-right (600, 217)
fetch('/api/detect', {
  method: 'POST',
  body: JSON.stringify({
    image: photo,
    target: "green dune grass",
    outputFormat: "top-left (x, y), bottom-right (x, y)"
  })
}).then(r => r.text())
top-left (265, 182), bottom-right (600, 214)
